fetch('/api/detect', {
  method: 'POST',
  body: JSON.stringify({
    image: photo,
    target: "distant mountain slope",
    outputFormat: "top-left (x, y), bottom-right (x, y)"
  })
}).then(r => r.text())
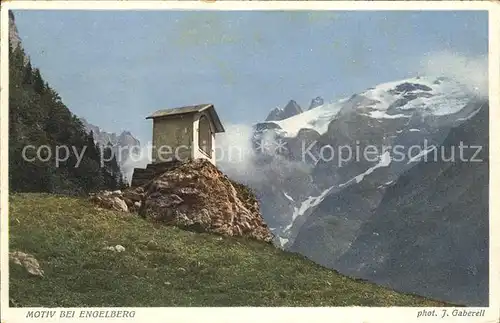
top-left (80, 118), bottom-right (140, 149)
top-left (335, 104), bottom-right (489, 306)
top-left (79, 118), bottom-right (141, 178)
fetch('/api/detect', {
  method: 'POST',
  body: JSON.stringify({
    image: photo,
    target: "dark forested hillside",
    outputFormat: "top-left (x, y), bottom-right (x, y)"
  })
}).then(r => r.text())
top-left (8, 43), bottom-right (126, 195)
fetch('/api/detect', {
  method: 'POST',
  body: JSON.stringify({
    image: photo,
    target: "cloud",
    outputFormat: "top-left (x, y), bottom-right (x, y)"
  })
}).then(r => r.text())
top-left (417, 51), bottom-right (488, 99)
top-left (215, 123), bottom-right (263, 181)
top-left (216, 123), bottom-right (312, 187)
top-left (120, 144), bottom-right (152, 184)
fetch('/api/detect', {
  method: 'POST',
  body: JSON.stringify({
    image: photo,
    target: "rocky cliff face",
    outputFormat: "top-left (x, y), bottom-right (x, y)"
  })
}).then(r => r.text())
top-left (265, 100), bottom-right (303, 121)
top-left (9, 11), bottom-right (22, 50)
top-left (308, 96), bottom-right (324, 110)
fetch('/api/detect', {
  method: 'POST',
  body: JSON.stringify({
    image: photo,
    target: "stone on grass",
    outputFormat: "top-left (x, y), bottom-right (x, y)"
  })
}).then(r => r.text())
top-left (9, 251), bottom-right (44, 277)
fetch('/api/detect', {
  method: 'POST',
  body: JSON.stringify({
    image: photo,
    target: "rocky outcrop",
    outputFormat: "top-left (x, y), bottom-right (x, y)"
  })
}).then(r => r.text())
top-left (91, 187), bottom-right (144, 213)
top-left (140, 159), bottom-right (272, 242)
top-left (6, 11), bottom-right (27, 62)
top-left (308, 96), bottom-right (324, 110)
top-left (90, 160), bottom-right (273, 242)
top-left (90, 190), bottom-right (130, 212)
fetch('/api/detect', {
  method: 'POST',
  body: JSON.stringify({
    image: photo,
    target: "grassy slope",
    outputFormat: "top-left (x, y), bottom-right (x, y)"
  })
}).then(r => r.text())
top-left (9, 193), bottom-right (450, 307)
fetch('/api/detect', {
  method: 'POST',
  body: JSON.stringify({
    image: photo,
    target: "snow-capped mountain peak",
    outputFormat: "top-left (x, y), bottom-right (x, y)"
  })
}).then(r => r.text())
top-left (359, 75), bottom-right (473, 118)
top-left (249, 73), bottom-right (484, 250)
top-left (260, 75), bottom-right (476, 138)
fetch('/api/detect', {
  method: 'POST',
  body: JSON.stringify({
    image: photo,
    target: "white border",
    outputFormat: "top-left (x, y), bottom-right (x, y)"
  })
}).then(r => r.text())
top-left (0, 1), bottom-right (497, 10)
top-left (1, 2), bottom-right (499, 323)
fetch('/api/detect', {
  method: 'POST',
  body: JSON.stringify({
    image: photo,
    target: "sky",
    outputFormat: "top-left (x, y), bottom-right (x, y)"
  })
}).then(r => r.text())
top-left (13, 10), bottom-right (488, 143)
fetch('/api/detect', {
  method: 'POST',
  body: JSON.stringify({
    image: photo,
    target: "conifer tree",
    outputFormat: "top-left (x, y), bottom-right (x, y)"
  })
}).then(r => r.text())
top-left (33, 68), bottom-right (45, 94)
top-left (22, 60), bottom-right (33, 85)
